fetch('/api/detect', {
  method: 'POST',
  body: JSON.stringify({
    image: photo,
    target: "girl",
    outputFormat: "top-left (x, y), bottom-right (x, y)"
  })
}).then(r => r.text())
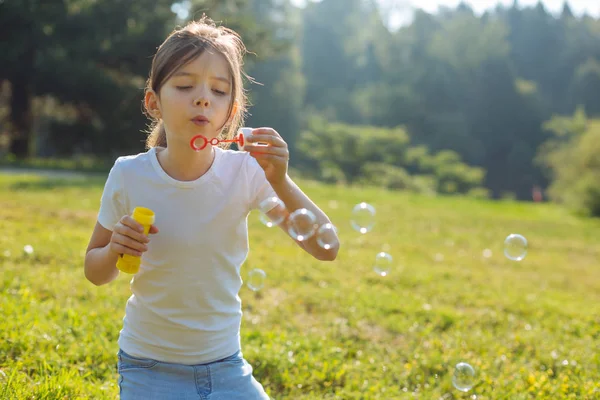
top-left (84, 16), bottom-right (339, 400)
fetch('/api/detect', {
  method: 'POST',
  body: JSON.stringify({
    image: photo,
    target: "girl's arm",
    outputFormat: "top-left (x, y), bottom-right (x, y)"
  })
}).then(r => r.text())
top-left (84, 217), bottom-right (157, 285)
top-left (269, 174), bottom-right (339, 261)
top-left (84, 222), bottom-right (120, 286)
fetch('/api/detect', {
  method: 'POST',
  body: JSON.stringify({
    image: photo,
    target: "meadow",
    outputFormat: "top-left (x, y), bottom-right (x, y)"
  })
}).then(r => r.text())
top-left (1, 171), bottom-right (599, 399)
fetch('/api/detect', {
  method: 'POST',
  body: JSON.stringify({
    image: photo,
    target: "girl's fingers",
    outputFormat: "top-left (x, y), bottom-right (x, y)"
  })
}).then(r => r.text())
top-left (250, 153), bottom-right (285, 162)
top-left (114, 233), bottom-right (148, 253)
top-left (115, 222), bottom-right (150, 243)
top-left (122, 216), bottom-right (145, 232)
top-left (111, 216), bottom-right (156, 258)
top-left (246, 134), bottom-right (286, 148)
top-left (245, 145), bottom-right (288, 157)
top-left (111, 243), bottom-right (143, 257)
top-left (251, 127), bottom-right (282, 138)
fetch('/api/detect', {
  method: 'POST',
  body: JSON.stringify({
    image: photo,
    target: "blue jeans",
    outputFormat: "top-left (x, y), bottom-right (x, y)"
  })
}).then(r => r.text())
top-left (117, 349), bottom-right (270, 399)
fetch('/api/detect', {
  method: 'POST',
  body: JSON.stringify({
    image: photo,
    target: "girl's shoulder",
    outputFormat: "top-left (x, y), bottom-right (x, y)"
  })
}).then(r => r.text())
top-left (112, 148), bottom-right (156, 172)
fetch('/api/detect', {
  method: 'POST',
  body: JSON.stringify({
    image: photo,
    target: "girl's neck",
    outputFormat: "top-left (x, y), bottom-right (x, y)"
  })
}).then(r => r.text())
top-left (156, 141), bottom-right (216, 182)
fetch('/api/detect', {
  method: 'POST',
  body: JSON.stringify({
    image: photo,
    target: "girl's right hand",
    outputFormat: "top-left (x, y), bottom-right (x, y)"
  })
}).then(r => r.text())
top-left (109, 215), bottom-right (159, 257)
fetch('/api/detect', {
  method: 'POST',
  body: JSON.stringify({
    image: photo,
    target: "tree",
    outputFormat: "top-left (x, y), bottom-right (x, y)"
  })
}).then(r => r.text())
top-left (538, 110), bottom-right (600, 217)
top-left (569, 58), bottom-right (600, 116)
top-left (242, 0), bottom-right (305, 160)
top-left (0, 0), bottom-right (176, 157)
top-left (300, 0), bottom-right (385, 123)
top-left (0, 0), bottom-right (288, 158)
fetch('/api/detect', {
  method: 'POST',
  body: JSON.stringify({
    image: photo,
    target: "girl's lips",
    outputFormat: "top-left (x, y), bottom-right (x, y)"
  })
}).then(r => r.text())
top-left (192, 119), bottom-right (209, 126)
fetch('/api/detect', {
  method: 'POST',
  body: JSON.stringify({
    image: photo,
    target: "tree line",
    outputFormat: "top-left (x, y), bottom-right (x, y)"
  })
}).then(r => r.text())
top-left (1, 0), bottom-right (599, 214)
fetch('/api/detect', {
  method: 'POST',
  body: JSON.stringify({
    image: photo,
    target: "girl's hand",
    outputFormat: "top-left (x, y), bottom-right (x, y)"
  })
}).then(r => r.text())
top-left (245, 127), bottom-right (289, 186)
top-left (109, 215), bottom-right (159, 257)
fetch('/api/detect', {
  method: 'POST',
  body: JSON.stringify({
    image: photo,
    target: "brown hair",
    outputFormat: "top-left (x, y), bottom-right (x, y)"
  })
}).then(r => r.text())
top-left (144, 15), bottom-right (249, 149)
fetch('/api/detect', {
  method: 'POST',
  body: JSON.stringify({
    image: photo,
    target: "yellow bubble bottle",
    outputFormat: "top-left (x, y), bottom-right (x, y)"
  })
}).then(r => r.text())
top-left (116, 207), bottom-right (155, 274)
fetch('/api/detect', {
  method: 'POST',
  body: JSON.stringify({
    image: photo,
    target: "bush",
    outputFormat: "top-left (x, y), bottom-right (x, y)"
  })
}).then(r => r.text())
top-left (538, 110), bottom-right (600, 217)
top-left (296, 117), bottom-right (486, 195)
top-left (467, 187), bottom-right (491, 199)
top-left (358, 163), bottom-right (413, 190)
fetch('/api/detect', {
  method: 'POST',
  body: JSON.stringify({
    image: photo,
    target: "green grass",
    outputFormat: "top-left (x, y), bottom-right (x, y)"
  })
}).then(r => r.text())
top-left (1, 172), bottom-right (599, 399)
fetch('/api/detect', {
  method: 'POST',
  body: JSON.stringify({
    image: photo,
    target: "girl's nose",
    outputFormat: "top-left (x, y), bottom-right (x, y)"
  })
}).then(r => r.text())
top-left (195, 97), bottom-right (209, 107)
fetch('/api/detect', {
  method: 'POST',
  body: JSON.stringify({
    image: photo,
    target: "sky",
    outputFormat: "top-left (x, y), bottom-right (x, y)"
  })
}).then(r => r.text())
top-left (290, 0), bottom-right (600, 29)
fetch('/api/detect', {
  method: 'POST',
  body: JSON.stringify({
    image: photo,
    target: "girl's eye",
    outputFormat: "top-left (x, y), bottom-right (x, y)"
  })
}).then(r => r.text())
top-left (213, 89), bottom-right (226, 95)
top-left (176, 86), bottom-right (193, 90)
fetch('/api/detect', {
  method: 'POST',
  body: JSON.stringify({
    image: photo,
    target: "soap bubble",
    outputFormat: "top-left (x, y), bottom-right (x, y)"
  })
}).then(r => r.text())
top-left (316, 223), bottom-right (339, 250)
top-left (258, 197), bottom-right (286, 228)
top-left (287, 208), bottom-right (317, 241)
top-left (452, 362), bottom-right (476, 392)
top-left (374, 252), bottom-right (393, 276)
top-left (351, 202), bottom-right (376, 234)
top-left (504, 233), bottom-right (527, 261)
top-left (247, 269), bottom-right (266, 291)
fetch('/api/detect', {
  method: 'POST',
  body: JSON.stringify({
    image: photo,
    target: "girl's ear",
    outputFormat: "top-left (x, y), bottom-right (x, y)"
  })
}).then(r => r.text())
top-left (145, 90), bottom-right (162, 119)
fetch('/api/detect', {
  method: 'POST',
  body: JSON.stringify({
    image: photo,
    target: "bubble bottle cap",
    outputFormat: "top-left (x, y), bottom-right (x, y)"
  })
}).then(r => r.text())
top-left (132, 207), bottom-right (155, 226)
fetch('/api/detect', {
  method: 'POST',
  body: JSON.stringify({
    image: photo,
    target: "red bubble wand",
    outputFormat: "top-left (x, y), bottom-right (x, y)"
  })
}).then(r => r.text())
top-left (190, 133), bottom-right (245, 151)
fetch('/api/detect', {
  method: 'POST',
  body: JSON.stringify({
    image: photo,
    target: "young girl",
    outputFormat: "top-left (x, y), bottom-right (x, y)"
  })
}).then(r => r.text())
top-left (84, 16), bottom-right (339, 400)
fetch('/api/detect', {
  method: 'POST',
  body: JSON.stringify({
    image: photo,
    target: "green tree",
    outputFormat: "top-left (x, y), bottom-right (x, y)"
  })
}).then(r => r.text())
top-left (538, 110), bottom-right (600, 217)
top-left (242, 0), bottom-right (305, 160)
top-left (0, 0), bottom-right (176, 157)
top-left (300, 0), bottom-right (385, 123)
top-left (1, 0), bottom-right (287, 158)
top-left (569, 58), bottom-right (600, 116)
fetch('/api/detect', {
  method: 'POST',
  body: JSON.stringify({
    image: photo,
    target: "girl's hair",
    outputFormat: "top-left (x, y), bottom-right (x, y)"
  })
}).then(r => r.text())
top-left (144, 15), bottom-right (249, 149)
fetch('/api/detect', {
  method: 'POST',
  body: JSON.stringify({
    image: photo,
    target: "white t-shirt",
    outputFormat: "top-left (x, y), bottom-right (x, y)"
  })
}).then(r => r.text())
top-left (97, 146), bottom-right (276, 364)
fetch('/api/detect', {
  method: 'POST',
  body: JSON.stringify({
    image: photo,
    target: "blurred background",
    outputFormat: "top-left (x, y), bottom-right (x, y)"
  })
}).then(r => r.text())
top-left (1, 0), bottom-right (599, 215)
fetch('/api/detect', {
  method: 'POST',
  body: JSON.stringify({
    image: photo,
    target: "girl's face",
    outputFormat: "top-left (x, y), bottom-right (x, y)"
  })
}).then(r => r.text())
top-left (147, 50), bottom-right (234, 146)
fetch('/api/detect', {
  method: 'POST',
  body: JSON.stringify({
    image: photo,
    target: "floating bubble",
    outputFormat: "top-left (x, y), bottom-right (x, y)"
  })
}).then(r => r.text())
top-left (504, 233), bottom-right (527, 261)
top-left (351, 202), bottom-right (376, 234)
top-left (23, 245), bottom-right (34, 255)
top-left (374, 252), bottom-right (392, 276)
top-left (287, 208), bottom-right (317, 241)
top-left (316, 223), bottom-right (339, 250)
top-left (247, 268), bottom-right (266, 291)
top-left (452, 362), bottom-right (476, 392)
top-left (258, 196), bottom-right (286, 228)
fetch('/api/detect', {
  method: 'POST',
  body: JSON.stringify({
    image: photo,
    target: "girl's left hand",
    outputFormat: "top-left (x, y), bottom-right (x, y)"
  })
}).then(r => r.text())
top-left (245, 127), bottom-right (289, 186)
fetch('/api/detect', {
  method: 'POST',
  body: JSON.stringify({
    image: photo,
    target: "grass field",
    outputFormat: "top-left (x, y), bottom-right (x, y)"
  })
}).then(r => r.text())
top-left (1, 171), bottom-right (599, 399)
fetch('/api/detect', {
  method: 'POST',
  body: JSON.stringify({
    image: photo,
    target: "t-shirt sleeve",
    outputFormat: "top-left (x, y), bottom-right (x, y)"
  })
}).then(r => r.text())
top-left (246, 155), bottom-right (277, 211)
top-left (97, 158), bottom-right (128, 230)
